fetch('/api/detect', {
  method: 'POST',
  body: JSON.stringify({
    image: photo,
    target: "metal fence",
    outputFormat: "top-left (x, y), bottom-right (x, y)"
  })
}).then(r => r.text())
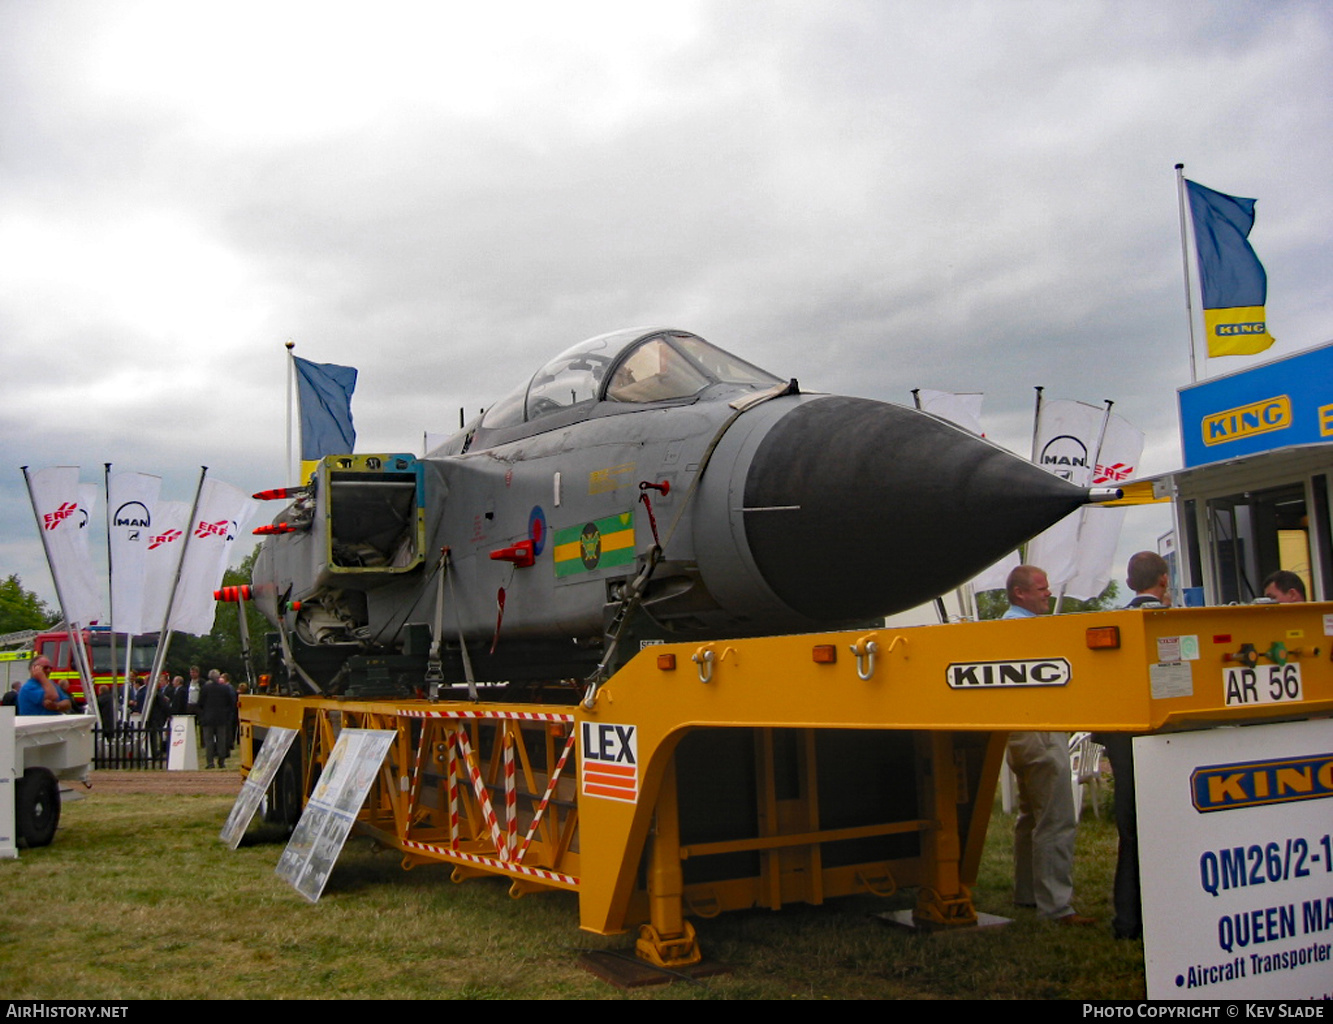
top-left (93, 720), bottom-right (170, 770)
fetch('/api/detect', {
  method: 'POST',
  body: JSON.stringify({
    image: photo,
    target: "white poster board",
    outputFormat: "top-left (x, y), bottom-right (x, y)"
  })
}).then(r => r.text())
top-left (219, 726), bottom-right (298, 849)
top-left (1138, 718), bottom-right (1333, 999)
top-left (275, 729), bottom-right (394, 903)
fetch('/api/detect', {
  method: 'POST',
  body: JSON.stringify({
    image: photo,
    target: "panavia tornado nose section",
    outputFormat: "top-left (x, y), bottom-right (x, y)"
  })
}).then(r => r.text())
top-left (252, 328), bottom-right (1111, 691)
top-left (695, 395), bottom-right (1093, 626)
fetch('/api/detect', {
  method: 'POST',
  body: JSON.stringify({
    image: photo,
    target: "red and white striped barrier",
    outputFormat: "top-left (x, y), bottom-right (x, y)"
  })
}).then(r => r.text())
top-left (398, 709), bottom-right (574, 723)
top-left (453, 728), bottom-right (505, 855)
top-left (503, 732), bottom-right (517, 861)
top-left (400, 838), bottom-right (579, 889)
top-left (515, 729), bottom-right (578, 865)
top-left (406, 727), bottom-right (430, 818)
top-left (446, 727), bottom-right (461, 850)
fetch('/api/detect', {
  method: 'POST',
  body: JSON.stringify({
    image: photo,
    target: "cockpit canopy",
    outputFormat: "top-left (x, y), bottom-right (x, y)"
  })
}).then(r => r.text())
top-left (479, 329), bottom-right (782, 433)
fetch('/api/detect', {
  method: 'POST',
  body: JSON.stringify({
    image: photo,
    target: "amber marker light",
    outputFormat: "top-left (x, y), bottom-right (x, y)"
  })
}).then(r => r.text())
top-left (1085, 626), bottom-right (1120, 650)
top-left (812, 644), bottom-right (837, 664)
top-left (657, 653), bottom-right (677, 671)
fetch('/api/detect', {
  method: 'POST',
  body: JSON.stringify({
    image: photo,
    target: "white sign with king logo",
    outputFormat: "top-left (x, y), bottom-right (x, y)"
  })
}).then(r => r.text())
top-left (1137, 718), bottom-right (1333, 999)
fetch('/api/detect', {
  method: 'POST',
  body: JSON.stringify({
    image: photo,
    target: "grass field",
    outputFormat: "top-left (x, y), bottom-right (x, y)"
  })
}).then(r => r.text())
top-left (0, 780), bottom-right (1146, 1000)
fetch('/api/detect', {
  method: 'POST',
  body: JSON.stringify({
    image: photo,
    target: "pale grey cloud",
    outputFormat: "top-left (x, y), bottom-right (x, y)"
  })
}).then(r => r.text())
top-left (3, 0), bottom-right (1329, 605)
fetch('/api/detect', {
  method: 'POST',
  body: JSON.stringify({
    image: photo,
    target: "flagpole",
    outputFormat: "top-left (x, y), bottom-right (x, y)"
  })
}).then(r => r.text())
top-left (1029, 386), bottom-right (1045, 463)
top-left (21, 466), bottom-right (98, 722)
top-left (1025, 386), bottom-right (1046, 570)
top-left (106, 462), bottom-right (136, 726)
top-left (144, 467), bottom-right (208, 709)
top-left (285, 340), bottom-right (296, 488)
top-left (68, 612), bottom-right (99, 726)
top-left (121, 638), bottom-right (134, 722)
top-left (1053, 400), bottom-right (1115, 615)
top-left (911, 389), bottom-right (965, 618)
top-left (103, 463), bottom-right (117, 695)
top-left (916, 385), bottom-right (950, 620)
top-left (1175, 163), bottom-right (1200, 383)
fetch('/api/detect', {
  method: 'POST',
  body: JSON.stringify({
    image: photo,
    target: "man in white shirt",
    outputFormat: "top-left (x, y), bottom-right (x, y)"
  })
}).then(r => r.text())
top-left (1003, 565), bottom-right (1094, 926)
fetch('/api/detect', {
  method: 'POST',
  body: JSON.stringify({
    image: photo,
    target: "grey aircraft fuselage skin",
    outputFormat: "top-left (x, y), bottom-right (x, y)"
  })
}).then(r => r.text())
top-left (251, 328), bottom-right (1100, 691)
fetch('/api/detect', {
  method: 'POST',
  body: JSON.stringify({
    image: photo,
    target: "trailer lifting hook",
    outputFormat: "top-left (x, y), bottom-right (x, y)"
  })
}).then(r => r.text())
top-left (691, 644), bottom-right (736, 683)
top-left (849, 634), bottom-right (880, 680)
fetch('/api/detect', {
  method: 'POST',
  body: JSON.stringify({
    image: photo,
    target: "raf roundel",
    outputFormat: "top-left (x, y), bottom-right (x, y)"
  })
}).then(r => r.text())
top-left (528, 506), bottom-right (547, 557)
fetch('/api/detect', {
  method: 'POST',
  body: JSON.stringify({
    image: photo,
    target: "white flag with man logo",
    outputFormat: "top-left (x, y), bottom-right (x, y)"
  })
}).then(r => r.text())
top-left (1027, 402), bottom-right (1144, 601)
top-left (109, 471), bottom-right (162, 637)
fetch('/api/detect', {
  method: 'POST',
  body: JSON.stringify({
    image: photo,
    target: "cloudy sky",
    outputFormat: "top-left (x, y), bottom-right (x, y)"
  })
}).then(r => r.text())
top-left (3, 0), bottom-right (1330, 611)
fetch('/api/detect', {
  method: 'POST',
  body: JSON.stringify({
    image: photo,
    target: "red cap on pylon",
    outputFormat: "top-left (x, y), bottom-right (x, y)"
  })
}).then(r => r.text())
top-left (253, 523), bottom-right (299, 535)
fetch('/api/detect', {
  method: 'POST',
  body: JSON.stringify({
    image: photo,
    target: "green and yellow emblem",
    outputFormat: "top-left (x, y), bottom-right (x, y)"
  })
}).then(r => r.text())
top-left (554, 511), bottom-right (635, 578)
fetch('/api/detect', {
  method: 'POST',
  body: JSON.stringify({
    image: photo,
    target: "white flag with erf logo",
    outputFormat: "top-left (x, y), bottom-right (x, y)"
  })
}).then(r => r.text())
top-left (27, 467), bottom-right (104, 626)
top-left (109, 471), bottom-right (162, 637)
top-left (140, 500), bottom-right (189, 633)
top-left (169, 480), bottom-right (260, 635)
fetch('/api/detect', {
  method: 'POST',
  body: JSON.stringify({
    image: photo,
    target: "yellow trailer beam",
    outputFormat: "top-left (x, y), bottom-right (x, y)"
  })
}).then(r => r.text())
top-left (239, 603), bottom-right (1333, 966)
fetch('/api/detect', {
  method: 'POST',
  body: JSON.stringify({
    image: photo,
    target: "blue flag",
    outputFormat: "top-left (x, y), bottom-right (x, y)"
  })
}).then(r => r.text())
top-left (1185, 179), bottom-right (1275, 356)
top-left (293, 356), bottom-right (357, 468)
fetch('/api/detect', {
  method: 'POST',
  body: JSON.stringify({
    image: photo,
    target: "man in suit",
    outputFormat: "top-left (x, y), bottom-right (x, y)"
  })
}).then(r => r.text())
top-left (1094, 550), bottom-right (1171, 940)
top-left (198, 669), bottom-right (233, 769)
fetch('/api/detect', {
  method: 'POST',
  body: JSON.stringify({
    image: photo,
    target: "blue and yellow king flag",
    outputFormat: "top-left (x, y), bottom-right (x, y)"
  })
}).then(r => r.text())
top-left (1185, 179), bottom-right (1275, 357)
top-left (293, 355), bottom-right (357, 480)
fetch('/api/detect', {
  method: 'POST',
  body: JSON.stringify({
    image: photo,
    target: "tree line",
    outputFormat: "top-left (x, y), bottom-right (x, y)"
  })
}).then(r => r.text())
top-left (0, 551), bottom-right (271, 682)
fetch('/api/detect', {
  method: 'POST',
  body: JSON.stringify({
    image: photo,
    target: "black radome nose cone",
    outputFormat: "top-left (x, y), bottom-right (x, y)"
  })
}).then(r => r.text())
top-left (743, 396), bottom-right (1089, 619)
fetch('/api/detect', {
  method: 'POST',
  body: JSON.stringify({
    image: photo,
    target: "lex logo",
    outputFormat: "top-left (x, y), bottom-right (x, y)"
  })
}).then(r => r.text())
top-left (581, 722), bottom-right (637, 765)
top-left (580, 722), bottom-right (639, 802)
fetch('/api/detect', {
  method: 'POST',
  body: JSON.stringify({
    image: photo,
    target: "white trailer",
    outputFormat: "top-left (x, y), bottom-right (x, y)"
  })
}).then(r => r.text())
top-left (0, 706), bottom-right (94, 856)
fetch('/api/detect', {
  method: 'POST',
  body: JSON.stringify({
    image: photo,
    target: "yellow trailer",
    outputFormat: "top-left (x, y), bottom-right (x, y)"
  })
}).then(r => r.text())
top-left (238, 603), bottom-right (1333, 967)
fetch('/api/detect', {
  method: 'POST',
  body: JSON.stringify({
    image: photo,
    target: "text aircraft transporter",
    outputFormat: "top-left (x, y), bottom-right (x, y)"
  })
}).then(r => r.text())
top-left (232, 329), bottom-right (1333, 973)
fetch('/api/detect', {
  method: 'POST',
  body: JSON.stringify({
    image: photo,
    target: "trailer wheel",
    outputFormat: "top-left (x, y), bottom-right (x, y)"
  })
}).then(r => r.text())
top-left (265, 756), bottom-right (302, 829)
top-left (16, 768), bottom-right (60, 848)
